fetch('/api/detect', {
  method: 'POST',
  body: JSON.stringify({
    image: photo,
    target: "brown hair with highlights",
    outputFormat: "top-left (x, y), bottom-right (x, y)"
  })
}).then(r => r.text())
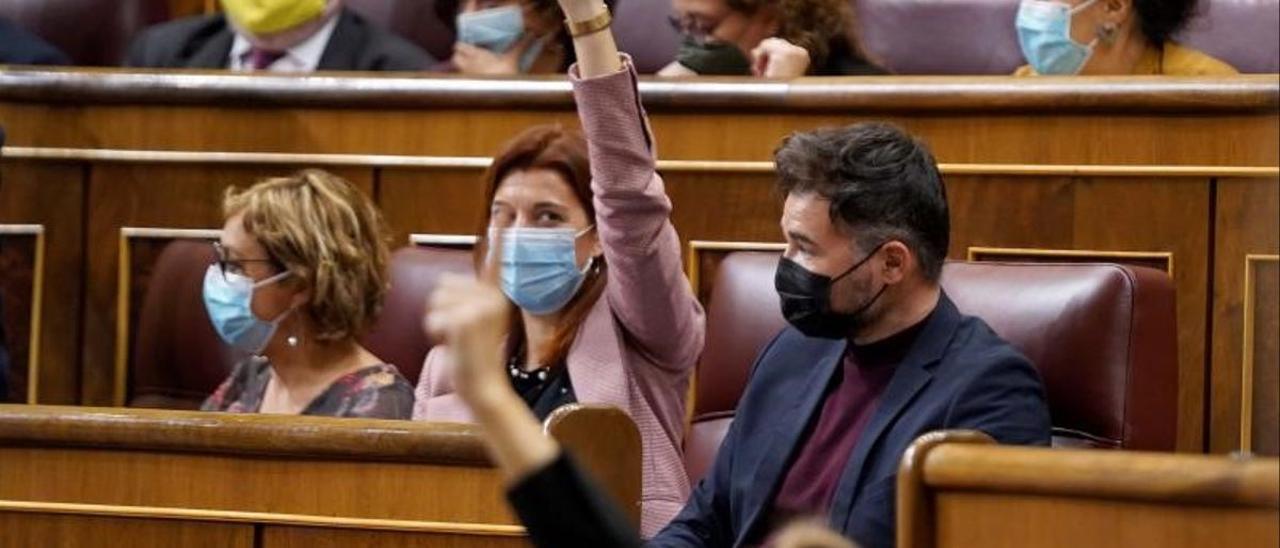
top-left (476, 124), bottom-right (606, 367)
top-left (224, 169), bottom-right (391, 342)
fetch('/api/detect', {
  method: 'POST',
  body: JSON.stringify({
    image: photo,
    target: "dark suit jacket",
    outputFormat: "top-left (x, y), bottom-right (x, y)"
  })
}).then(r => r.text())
top-left (652, 293), bottom-right (1052, 548)
top-left (124, 9), bottom-right (433, 71)
top-left (0, 18), bottom-right (70, 65)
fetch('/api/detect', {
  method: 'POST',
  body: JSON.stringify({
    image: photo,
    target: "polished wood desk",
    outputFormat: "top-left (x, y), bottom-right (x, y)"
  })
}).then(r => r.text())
top-left (897, 431), bottom-right (1280, 548)
top-left (0, 403), bottom-right (641, 547)
top-left (1, 70), bottom-right (1277, 454)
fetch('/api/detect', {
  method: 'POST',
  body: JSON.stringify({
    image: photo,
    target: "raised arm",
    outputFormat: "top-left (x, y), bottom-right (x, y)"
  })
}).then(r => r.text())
top-left (561, 0), bottom-right (621, 77)
top-left (561, 0), bottom-right (706, 370)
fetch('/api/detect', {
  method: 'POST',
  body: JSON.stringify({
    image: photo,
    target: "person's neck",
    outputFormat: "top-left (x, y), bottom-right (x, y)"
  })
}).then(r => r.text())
top-left (851, 284), bottom-right (941, 346)
top-left (1082, 27), bottom-right (1154, 75)
top-left (264, 336), bottom-right (365, 390)
top-left (520, 310), bottom-right (562, 371)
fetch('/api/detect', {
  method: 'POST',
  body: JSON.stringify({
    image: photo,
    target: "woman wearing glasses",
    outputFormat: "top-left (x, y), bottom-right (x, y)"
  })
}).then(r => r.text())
top-left (201, 169), bottom-right (413, 419)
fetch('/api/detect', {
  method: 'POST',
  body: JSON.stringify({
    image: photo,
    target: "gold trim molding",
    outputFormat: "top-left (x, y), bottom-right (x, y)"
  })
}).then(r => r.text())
top-left (409, 233), bottom-right (479, 247)
top-left (0, 500), bottom-right (525, 536)
top-left (113, 228), bottom-right (223, 406)
top-left (966, 246), bottom-right (1175, 278)
top-left (4, 147), bottom-right (1278, 178)
top-left (0, 224), bottom-right (45, 404)
top-left (1241, 254), bottom-right (1280, 453)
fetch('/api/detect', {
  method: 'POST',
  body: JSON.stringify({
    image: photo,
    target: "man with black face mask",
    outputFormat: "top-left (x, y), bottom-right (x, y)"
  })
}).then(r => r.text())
top-left (653, 122), bottom-right (1052, 548)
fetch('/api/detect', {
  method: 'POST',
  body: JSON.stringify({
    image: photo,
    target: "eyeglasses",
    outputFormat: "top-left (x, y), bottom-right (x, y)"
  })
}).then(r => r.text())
top-left (212, 241), bottom-right (280, 281)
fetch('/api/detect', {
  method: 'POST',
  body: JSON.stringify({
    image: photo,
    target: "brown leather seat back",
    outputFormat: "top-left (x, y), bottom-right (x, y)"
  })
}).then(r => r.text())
top-left (360, 246), bottom-right (475, 385)
top-left (130, 240), bottom-right (234, 409)
top-left (686, 252), bottom-right (787, 482)
top-left (685, 253), bottom-right (1178, 481)
top-left (941, 262), bottom-right (1177, 451)
top-left (0, 0), bottom-right (168, 66)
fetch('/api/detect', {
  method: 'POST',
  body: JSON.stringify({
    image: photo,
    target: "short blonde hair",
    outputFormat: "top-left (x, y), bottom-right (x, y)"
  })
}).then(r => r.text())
top-left (224, 169), bottom-right (390, 342)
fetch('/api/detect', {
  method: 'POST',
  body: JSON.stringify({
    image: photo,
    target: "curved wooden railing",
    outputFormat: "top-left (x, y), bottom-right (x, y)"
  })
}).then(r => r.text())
top-left (0, 67), bottom-right (1276, 112)
top-left (897, 430), bottom-right (1280, 548)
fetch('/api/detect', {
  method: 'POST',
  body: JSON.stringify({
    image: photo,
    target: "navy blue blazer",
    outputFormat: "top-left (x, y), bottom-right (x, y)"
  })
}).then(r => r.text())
top-left (652, 293), bottom-right (1051, 548)
top-left (123, 9), bottom-right (433, 71)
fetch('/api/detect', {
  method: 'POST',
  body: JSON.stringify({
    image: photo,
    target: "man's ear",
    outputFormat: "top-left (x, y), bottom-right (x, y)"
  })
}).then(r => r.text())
top-left (879, 241), bottom-right (911, 285)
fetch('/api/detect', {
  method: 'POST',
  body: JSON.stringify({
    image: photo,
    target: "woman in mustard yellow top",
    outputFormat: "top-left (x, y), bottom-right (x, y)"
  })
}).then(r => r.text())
top-left (1013, 0), bottom-right (1236, 76)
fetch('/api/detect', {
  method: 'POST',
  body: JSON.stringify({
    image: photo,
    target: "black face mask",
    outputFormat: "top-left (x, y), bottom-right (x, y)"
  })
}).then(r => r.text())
top-left (774, 244), bottom-right (888, 339)
top-left (675, 35), bottom-right (752, 75)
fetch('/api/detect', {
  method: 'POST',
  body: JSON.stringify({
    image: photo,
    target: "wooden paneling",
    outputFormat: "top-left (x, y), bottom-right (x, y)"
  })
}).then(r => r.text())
top-left (80, 164), bottom-right (373, 406)
top-left (0, 72), bottom-right (1276, 166)
top-left (1212, 178), bottom-right (1280, 454)
top-left (0, 162), bottom-right (84, 405)
top-left (260, 527), bottom-right (526, 548)
top-left (0, 404), bottom-right (641, 547)
top-left (0, 512), bottom-right (254, 548)
top-left (379, 168), bottom-right (488, 246)
top-left (0, 446), bottom-right (511, 522)
top-left (0, 108), bottom-right (1276, 167)
top-left (898, 431), bottom-right (1280, 548)
top-left (933, 493), bottom-right (1278, 548)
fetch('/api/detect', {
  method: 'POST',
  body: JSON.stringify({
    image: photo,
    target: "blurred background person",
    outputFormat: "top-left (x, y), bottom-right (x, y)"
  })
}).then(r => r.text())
top-left (201, 169), bottom-right (413, 419)
top-left (1014, 0), bottom-right (1236, 75)
top-left (125, 0), bottom-right (433, 72)
top-left (0, 16), bottom-right (70, 65)
top-left (660, 0), bottom-right (880, 78)
top-left (432, 0), bottom-right (616, 75)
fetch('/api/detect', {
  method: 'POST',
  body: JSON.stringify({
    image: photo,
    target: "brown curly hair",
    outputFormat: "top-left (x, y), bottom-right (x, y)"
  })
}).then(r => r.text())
top-left (727, 0), bottom-right (850, 67)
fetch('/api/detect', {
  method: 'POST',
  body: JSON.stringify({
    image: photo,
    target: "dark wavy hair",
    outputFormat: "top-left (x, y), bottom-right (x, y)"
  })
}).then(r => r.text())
top-left (726, 0), bottom-right (849, 68)
top-left (774, 123), bottom-right (949, 281)
top-left (1133, 0), bottom-right (1201, 44)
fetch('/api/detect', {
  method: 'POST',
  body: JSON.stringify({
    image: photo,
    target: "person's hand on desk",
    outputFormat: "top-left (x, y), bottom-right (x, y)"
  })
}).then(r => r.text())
top-left (752, 37), bottom-right (812, 79)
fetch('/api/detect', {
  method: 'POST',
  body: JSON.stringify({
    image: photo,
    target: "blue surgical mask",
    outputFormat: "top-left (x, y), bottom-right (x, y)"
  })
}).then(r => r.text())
top-left (457, 6), bottom-right (544, 73)
top-left (496, 226), bottom-right (596, 316)
top-left (202, 265), bottom-right (294, 354)
top-left (1016, 0), bottom-right (1100, 75)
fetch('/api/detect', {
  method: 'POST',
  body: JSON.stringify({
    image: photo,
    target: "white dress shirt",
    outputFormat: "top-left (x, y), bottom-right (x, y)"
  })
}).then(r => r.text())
top-left (227, 15), bottom-right (340, 72)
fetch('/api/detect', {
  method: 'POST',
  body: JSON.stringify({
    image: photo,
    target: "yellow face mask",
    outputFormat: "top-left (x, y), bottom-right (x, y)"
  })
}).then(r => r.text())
top-left (221, 0), bottom-right (327, 36)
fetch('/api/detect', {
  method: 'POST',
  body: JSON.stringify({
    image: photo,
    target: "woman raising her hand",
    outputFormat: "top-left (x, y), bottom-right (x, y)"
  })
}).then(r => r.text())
top-left (413, 0), bottom-right (705, 536)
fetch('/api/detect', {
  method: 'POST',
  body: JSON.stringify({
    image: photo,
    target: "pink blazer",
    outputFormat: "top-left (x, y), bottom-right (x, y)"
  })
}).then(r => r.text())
top-left (413, 57), bottom-right (706, 537)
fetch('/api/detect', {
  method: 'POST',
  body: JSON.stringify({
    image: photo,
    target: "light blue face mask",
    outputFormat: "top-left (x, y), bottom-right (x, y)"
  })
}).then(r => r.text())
top-left (456, 5), bottom-right (544, 73)
top-left (495, 226), bottom-right (596, 316)
top-left (202, 265), bottom-right (294, 354)
top-left (1016, 0), bottom-right (1100, 75)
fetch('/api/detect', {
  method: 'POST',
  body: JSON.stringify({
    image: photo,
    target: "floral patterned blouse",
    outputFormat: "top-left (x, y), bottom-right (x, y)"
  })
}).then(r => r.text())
top-left (201, 358), bottom-right (414, 419)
